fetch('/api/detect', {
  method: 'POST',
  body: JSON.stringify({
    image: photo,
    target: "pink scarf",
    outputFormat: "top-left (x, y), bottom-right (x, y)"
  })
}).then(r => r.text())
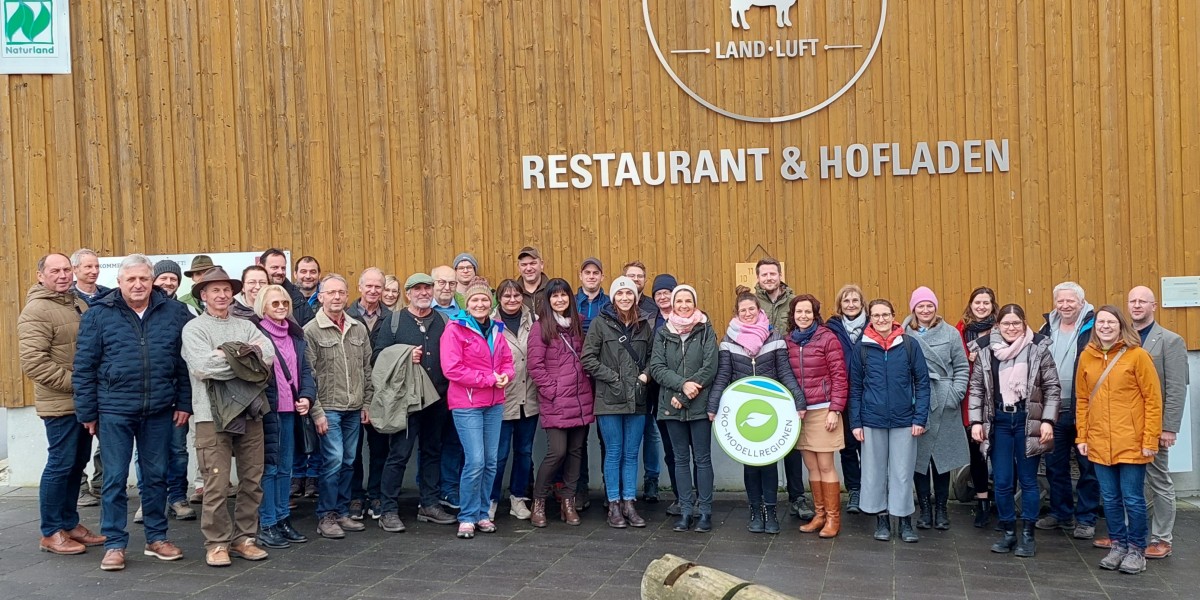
top-left (260, 317), bottom-right (299, 413)
top-left (667, 310), bottom-right (707, 336)
top-left (990, 326), bottom-right (1034, 407)
top-left (727, 310), bottom-right (771, 356)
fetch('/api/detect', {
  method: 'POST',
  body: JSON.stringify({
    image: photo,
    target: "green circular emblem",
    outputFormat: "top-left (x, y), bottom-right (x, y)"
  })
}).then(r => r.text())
top-left (713, 376), bottom-right (801, 466)
top-left (735, 399), bottom-right (778, 442)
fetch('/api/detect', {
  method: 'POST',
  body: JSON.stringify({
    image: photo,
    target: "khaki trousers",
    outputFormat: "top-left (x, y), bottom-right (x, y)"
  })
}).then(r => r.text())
top-left (195, 420), bottom-right (264, 549)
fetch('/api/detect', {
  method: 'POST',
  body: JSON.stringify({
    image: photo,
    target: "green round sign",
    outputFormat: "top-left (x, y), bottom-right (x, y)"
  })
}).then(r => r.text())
top-left (713, 376), bottom-right (801, 466)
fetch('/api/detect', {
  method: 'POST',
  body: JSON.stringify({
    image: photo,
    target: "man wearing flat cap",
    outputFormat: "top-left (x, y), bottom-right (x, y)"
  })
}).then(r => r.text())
top-left (74, 254), bottom-right (193, 572)
top-left (181, 266), bottom-right (276, 567)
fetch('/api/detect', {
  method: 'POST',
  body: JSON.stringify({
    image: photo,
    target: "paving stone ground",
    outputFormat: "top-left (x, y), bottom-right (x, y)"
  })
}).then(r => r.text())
top-left (0, 486), bottom-right (1197, 599)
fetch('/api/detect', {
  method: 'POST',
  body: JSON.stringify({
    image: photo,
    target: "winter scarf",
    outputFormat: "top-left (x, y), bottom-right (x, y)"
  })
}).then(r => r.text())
top-left (963, 316), bottom-right (995, 344)
top-left (260, 317), bottom-right (299, 412)
top-left (990, 326), bottom-right (1034, 407)
top-left (727, 310), bottom-right (771, 356)
top-left (864, 322), bottom-right (904, 348)
top-left (553, 313), bottom-right (572, 329)
top-left (840, 312), bottom-right (866, 339)
top-left (667, 310), bottom-right (707, 337)
top-left (789, 322), bottom-right (819, 347)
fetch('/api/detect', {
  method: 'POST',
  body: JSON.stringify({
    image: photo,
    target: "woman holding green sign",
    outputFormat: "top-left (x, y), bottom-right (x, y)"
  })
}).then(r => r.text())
top-left (649, 285), bottom-right (718, 533)
top-left (707, 288), bottom-right (805, 535)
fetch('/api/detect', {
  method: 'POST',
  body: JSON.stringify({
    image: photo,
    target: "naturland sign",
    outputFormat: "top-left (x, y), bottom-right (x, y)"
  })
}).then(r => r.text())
top-left (0, 0), bottom-right (70, 74)
top-left (519, 0), bottom-right (1011, 190)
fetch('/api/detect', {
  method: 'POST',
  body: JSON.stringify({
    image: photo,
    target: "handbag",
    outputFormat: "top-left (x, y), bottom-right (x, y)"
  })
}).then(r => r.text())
top-left (278, 354), bottom-right (320, 455)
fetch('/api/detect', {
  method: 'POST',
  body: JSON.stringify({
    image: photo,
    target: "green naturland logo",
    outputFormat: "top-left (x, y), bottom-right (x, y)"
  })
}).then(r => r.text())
top-left (4, 0), bottom-right (54, 51)
top-left (714, 377), bottom-right (801, 466)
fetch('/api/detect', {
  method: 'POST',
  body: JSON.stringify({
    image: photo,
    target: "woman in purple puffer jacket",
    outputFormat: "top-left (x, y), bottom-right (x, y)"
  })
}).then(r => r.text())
top-left (527, 278), bottom-right (595, 528)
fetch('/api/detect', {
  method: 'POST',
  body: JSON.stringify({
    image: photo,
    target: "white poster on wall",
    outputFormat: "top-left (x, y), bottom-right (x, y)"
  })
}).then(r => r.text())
top-left (97, 251), bottom-right (285, 298)
top-left (1169, 385), bottom-right (1193, 473)
top-left (0, 0), bottom-right (71, 74)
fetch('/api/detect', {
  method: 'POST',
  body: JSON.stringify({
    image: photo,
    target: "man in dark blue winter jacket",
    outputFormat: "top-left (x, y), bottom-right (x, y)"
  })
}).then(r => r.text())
top-left (74, 254), bottom-right (193, 572)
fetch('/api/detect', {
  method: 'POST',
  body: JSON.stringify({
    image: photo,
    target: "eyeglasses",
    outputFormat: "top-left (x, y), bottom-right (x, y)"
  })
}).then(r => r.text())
top-left (869, 314), bottom-right (892, 320)
top-left (323, 290), bottom-right (348, 297)
top-left (269, 300), bottom-right (291, 309)
top-left (455, 266), bottom-right (474, 272)
top-left (999, 321), bottom-right (1024, 328)
top-left (1128, 300), bottom-right (1154, 306)
top-left (434, 280), bottom-right (455, 288)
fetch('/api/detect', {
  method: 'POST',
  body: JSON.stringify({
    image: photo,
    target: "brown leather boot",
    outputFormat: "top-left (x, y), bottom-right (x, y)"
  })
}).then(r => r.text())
top-left (622, 500), bottom-right (646, 528)
top-left (606, 501), bottom-right (627, 528)
top-left (799, 480), bottom-right (827, 533)
top-left (530, 498), bottom-right (548, 528)
top-left (40, 530), bottom-right (85, 555)
top-left (820, 480), bottom-right (842, 538)
top-left (561, 497), bottom-right (581, 526)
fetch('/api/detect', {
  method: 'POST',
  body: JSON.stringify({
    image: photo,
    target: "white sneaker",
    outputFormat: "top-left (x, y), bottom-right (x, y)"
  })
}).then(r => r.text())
top-left (510, 496), bottom-right (532, 520)
top-left (488, 501), bottom-right (498, 521)
top-left (134, 505), bottom-right (144, 524)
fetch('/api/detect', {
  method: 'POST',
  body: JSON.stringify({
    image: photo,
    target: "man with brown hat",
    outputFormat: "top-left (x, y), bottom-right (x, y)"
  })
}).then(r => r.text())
top-left (179, 255), bottom-right (219, 315)
top-left (181, 266), bottom-right (276, 567)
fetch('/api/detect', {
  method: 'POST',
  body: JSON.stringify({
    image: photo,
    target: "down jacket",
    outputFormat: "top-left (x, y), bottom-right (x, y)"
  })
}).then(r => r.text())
top-left (18, 285), bottom-right (88, 417)
top-left (848, 330), bottom-right (931, 430)
top-left (73, 288), bottom-right (193, 422)
top-left (707, 331), bottom-right (805, 415)
top-left (967, 333), bottom-right (1061, 457)
top-left (785, 325), bottom-right (848, 413)
top-left (440, 311), bottom-right (515, 411)
top-left (648, 320), bottom-right (719, 422)
top-left (495, 306), bottom-right (539, 420)
top-left (528, 319), bottom-right (594, 428)
top-left (582, 307), bottom-right (653, 417)
top-left (1075, 340), bottom-right (1162, 466)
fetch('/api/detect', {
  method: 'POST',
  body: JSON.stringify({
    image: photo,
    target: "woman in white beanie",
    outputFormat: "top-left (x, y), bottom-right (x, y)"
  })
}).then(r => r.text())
top-left (581, 276), bottom-right (653, 529)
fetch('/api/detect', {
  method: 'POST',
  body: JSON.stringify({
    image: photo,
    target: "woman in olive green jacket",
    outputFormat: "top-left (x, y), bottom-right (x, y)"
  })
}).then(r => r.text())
top-left (648, 285), bottom-right (718, 532)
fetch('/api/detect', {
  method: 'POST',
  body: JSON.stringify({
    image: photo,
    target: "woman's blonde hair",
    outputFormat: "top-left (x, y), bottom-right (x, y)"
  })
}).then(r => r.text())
top-left (834, 283), bottom-right (865, 317)
top-left (1088, 305), bottom-right (1141, 349)
top-left (254, 284), bottom-right (291, 319)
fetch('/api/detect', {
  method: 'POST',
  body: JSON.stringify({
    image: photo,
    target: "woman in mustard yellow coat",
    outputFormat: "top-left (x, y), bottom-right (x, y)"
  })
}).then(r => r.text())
top-left (1075, 305), bottom-right (1161, 575)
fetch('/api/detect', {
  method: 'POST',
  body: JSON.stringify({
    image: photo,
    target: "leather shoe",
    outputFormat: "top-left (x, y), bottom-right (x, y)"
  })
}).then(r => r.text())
top-left (256, 525), bottom-right (291, 549)
top-left (66, 524), bottom-right (106, 547)
top-left (144, 540), bottom-right (184, 561)
top-left (206, 545), bottom-right (231, 567)
top-left (1092, 537), bottom-right (1113, 549)
top-left (230, 539), bottom-right (269, 561)
top-left (277, 518), bottom-right (309, 543)
top-left (100, 548), bottom-right (125, 571)
top-left (1145, 540), bottom-right (1172, 559)
top-left (40, 530), bottom-right (86, 555)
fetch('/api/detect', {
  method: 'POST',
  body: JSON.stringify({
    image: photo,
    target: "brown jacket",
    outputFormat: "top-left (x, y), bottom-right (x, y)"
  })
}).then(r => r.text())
top-left (1075, 341), bottom-right (1163, 466)
top-left (18, 285), bottom-right (88, 417)
top-left (967, 334), bottom-right (1061, 457)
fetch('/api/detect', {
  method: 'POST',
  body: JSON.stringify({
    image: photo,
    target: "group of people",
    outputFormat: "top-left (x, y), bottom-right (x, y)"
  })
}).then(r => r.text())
top-left (19, 247), bottom-right (1186, 577)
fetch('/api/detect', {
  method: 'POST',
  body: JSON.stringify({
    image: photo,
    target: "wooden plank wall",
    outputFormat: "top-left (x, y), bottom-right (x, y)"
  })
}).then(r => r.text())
top-left (1, 0), bottom-right (1197, 407)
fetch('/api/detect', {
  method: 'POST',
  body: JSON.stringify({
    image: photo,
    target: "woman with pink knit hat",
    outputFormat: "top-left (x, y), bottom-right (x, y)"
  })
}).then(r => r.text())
top-left (904, 286), bottom-right (971, 532)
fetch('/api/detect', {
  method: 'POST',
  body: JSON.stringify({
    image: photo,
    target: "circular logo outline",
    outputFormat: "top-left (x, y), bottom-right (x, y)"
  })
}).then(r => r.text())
top-left (713, 376), bottom-right (801, 466)
top-left (641, 0), bottom-right (889, 123)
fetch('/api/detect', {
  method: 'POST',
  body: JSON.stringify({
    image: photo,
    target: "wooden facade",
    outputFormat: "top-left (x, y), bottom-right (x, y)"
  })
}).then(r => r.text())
top-left (1, 1), bottom-right (1197, 407)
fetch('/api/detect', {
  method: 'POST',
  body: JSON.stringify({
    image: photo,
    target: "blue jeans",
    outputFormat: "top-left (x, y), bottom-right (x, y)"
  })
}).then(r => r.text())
top-left (40, 416), bottom-right (93, 537)
top-left (294, 450), bottom-right (322, 479)
top-left (261, 412), bottom-right (296, 527)
top-left (642, 411), bottom-right (662, 482)
top-left (492, 414), bottom-right (539, 502)
top-left (453, 404), bottom-right (504, 524)
top-left (1045, 408), bottom-right (1099, 525)
top-left (317, 410), bottom-right (361, 518)
top-left (440, 419), bottom-right (464, 505)
top-left (98, 411), bottom-right (173, 550)
top-left (989, 411), bottom-right (1041, 523)
top-left (1094, 462), bottom-right (1149, 550)
top-left (598, 414), bottom-right (646, 502)
top-left (166, 420), bottom-right (190, 504)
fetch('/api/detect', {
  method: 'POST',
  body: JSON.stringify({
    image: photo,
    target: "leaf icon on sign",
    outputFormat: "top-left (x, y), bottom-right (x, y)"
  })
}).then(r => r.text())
top-left (740, 412), bottom-right (771, 428)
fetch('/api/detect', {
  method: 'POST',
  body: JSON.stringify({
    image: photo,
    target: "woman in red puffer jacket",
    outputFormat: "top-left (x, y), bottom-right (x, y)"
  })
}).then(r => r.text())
top-left (785, 294), bottom-right (848, 538)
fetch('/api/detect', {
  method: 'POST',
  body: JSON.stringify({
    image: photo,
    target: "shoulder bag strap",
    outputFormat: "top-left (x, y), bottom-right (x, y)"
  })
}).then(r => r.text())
top-left (1089, 348), bottom-right (1127, 401)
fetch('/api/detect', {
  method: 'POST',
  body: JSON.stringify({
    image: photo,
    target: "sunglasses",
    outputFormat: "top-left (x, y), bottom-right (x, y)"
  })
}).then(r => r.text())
top-left (269, 300), bottom-right (291, 309)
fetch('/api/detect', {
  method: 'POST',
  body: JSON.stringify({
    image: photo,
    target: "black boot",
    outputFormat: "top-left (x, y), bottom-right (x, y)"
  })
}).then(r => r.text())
top-left (991, 521), bottom-right (1017, 553)
top-left (747, 504), bottom-right (765, 533)
top-left (973, 499), bottom-right (992, 529)
top-left (672, 513), bottom-right (693, 532)
top-left (916, 495), bottom-right (932, 529)
top-left (873, 514), bottom-right (891, 541)
top-left (257, 524), bottom-right (290, 549)
top-left (277, 518), bottom-right (309, 543)
top-left (898, 516), bottom-right (919, 543)
top-left (694, 514), bottom-right (713, 533)
top-left (1014, 521), bottom-right (1036, 558)
top-left (763, 505), bottom-right (780, 534)
top-left (934, 497), bottom-right (950, 530)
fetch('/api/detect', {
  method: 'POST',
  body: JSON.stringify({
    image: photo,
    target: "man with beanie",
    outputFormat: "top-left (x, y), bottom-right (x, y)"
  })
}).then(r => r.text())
top-left (150, 259), bottom-right (198, 521)
top-left (1035, 282), bottom-right (1099, 539)
top-left (452, 252), bottom-right (480, 307)
top-left (646, 272), bottom-right (680, 510)
top-left (371, 273), bottom-right (458, 529)
top-left (577, 257), bottom-right (609, 335)
top-left (153, 260), bottom-right (183, 298)
top-left (651, 274), bottom-right (678, 329)
top-left (21, 253), bottom-right (106, 555)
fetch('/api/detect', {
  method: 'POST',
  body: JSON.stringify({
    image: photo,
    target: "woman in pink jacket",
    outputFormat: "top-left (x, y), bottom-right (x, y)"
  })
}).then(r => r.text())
top-left (528, 278), bottom-right (595, 528)
top-left (440, 278), bottom-right (515, 539)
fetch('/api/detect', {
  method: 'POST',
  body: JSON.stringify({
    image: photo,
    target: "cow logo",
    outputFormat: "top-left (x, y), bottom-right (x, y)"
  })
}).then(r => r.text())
top-left (713, 377), bottom-right (800, 466)
top-left (643, 0), bottom-right (887, 122)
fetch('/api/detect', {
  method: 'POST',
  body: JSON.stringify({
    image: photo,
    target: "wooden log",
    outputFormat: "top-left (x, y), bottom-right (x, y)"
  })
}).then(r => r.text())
top-left (641, 554), bottom-right (800, 600)
top-left (732, 584), bottom-right (802, 600)
top-left (640, 554), bottom-right (695, 600)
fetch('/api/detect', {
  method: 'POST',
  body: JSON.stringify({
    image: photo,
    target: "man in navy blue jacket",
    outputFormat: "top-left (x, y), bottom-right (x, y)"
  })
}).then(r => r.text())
top-left (74, 254), bottom-right (193, 572)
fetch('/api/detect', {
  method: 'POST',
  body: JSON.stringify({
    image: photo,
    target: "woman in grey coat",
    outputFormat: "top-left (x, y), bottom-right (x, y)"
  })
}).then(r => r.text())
top-left (905, 287), bottom-right (970, 531)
